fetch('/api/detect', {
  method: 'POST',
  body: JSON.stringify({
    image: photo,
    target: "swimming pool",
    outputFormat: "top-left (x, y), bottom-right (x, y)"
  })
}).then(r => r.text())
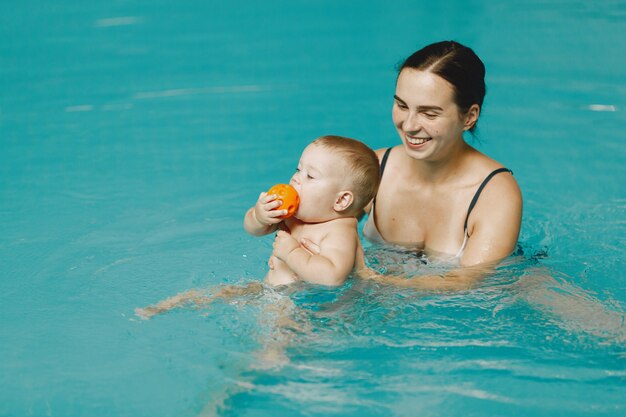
top-left (1, 0), bottom-right (625, 416)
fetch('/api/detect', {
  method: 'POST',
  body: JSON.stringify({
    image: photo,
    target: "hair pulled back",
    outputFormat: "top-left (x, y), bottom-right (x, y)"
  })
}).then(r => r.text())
top-left (399, 41), bottom-right (486, 131)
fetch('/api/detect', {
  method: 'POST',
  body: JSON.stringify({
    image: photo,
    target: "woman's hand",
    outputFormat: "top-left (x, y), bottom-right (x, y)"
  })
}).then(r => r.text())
top-left (299, 237), bottom-right (321, 255)
top-left (269, 237), bottom-right (318, 270)
top-left (272, 230), bottom-right (300, 261)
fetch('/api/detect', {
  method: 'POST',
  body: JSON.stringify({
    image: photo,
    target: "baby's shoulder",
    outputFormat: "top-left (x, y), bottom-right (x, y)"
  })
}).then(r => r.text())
top-left (319, 217), bottom-right (359, 240)
top-left (301, 217), bottom-right (357, 238)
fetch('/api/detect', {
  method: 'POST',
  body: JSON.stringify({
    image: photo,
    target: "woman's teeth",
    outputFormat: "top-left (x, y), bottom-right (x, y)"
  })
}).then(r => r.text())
top-left (407, 136), bottom-right (431, 145)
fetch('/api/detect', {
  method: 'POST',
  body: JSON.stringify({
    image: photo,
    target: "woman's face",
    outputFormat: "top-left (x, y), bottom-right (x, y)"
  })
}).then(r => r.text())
top-left (392, 68), bottom-right (475, 161)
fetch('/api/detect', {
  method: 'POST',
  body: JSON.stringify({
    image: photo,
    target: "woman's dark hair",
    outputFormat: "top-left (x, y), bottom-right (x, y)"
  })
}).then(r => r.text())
top-left (398, 41), bottom-right (486, 131)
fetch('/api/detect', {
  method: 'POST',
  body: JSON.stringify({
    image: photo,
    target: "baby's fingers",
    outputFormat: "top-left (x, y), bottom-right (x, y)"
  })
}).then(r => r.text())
top-left (256, 192), bottom-right (270, 204)
top-left (265, 211), bottom-right (288, 224)
top-left (262, 201), bottom-right (287, 218)
top-left (258, 191), bottom-right (280, 204)
top-left (264, 199), bottom-right (284, 212)
top-left (258, 207), bottom-right (287, 226)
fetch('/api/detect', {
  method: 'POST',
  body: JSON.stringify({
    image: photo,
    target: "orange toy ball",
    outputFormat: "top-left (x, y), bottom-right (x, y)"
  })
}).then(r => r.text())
top-left (267, 184), bottom-right (300, 218)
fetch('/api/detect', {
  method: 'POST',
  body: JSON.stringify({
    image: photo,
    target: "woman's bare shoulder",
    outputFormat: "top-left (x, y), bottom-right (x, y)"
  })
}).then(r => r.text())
top-left (373, 145), bottom-right (403, 160)
top-left (467, 162), bottom-right (522, 233)
top-left (467, 149), bottom-right (518, 187)
top-left (470, 151), bottom-right (522, 204)
top-left (483, 169), bottom-right (521, 203)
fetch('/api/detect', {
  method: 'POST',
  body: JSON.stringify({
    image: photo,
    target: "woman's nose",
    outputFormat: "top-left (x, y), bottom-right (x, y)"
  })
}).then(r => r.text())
top-left (403, 111), bottom-right (421, 132)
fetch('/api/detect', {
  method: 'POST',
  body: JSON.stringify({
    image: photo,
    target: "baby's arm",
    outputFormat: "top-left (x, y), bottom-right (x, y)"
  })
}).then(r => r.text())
top-left (272, 228), bottom-right (357, 286)
top-left (244, 191), bottom-right (289, 236)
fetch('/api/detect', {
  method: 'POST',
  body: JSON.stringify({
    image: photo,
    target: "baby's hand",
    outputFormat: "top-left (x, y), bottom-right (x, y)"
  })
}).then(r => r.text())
top-left (272, 230), bottom-right (300, 261)
top-left (254, 192), bottom-right (289, 227)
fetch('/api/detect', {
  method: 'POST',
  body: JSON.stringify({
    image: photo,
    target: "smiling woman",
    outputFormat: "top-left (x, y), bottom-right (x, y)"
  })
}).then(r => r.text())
top-left (304, 41), bottom-right (523, 290)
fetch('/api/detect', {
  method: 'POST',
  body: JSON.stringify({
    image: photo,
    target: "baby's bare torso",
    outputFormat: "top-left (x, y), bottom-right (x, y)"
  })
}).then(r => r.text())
top-left (265, 218), bottom-right (363, 286)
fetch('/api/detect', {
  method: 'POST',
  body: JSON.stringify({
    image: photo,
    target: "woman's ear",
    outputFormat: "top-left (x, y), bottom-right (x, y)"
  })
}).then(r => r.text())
top-left (334, 191), bottom-right (354, 212)
top-left (463, 104), bottom-right (480, 131)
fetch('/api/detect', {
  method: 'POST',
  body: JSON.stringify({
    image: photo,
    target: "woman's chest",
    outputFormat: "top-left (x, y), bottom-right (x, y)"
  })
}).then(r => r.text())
top-left (374, 184), bottom-right (472, 252)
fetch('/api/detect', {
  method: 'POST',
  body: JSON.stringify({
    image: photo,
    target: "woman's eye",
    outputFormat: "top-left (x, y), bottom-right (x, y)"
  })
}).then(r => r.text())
top-left (424, 113), bottom-right (438, 119)
top-left (395, 102), bottom-right (408, 110)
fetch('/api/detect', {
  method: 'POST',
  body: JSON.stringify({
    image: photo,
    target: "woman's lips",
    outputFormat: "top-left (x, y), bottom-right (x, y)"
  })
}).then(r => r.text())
top-left (406, 135), bottom-right (432, 146)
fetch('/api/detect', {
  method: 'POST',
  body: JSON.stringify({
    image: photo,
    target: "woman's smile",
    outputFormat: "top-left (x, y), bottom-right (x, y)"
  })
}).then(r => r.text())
top-left (405, 134), bottom-right (432, 146)
top-left (393, 69), bottom-right (472, 160)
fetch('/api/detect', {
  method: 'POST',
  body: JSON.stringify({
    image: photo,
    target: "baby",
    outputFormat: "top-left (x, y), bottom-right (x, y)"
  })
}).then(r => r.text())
top-left (136, 135), bottom-right (378, 319)
top-left (244, 135), bottom-right (380, 287)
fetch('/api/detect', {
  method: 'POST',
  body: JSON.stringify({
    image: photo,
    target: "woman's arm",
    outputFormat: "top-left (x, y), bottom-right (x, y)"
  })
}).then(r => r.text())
top-left (355, 261), bottom-right (497, 291)
top-left (298, 236), bottom-right (492, 291)
top-left (460, 171), bottom-right (522, 267)
top-left (359, 174), bottom-right (520, 290)
top-left (273, 229), bottom-right (357, 287)
top-left (297, 167), bottom-right (521, 291)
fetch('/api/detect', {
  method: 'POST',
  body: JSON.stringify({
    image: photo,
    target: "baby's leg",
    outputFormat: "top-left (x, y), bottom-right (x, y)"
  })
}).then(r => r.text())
top-left (135, 281), bottom-right (265, 320)
top-left (254, 296), bottom-right (309, 369)
top-left (135, 289), bottom-right (209, 319)
top-left (213, 281), bottom-right (264, 299)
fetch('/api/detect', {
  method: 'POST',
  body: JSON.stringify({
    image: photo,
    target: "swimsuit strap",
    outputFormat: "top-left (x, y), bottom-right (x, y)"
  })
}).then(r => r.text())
top-left (463, 168), bottom-right (513, 233)
top-left (372, 147), bottom-right (393, 206)
top-left (379, 147), bottom-right (392, 177)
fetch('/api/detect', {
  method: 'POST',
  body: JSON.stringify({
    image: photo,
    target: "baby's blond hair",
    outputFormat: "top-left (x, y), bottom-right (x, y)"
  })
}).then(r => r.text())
top-left (313, 135), bottom-right (380, 215)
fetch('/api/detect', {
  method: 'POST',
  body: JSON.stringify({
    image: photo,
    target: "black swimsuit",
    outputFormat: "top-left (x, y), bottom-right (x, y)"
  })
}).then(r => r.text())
top-left (364, 147), bottom-right (513, 255)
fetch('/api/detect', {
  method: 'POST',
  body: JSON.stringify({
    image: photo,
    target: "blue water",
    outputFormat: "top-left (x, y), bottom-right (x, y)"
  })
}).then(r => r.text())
top-left (1, 1), bottom-right (625, 416)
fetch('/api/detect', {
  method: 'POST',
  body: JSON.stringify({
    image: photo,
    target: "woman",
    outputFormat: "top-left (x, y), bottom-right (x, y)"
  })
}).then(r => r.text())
top-left (301, 41), bottom-right (523, 290)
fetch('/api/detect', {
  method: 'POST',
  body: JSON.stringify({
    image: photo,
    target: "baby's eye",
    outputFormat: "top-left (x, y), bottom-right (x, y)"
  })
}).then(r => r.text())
top-left (307, 174), bottom-right (315, 179)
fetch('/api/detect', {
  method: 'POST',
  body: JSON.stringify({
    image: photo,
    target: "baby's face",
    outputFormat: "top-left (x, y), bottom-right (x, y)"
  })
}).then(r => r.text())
top-left (289, 143), bottom-right (349, 222)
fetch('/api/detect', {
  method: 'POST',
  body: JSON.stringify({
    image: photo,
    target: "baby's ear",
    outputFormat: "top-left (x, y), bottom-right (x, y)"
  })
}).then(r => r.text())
top-left (333, 191), bottom-right (354, 212)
